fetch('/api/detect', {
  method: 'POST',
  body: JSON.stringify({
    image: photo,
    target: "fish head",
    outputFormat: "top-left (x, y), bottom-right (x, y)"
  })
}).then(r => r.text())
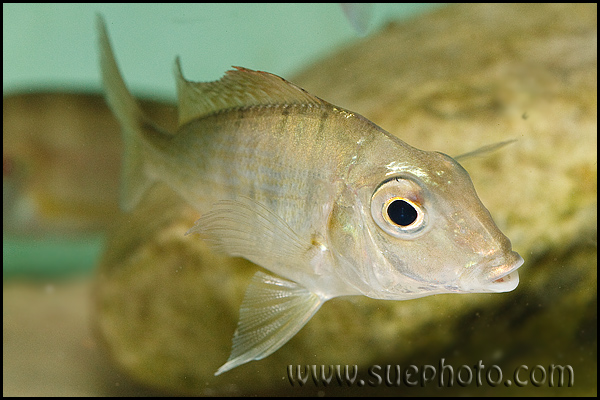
top-left (328, 134), bottom-right (523, 300)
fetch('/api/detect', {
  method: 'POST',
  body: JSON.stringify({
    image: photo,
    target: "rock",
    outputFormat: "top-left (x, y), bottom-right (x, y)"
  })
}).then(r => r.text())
top-left (94, 4), bottom-right (597, 395)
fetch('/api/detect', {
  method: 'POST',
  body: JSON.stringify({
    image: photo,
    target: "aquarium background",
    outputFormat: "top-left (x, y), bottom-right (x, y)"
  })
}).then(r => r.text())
top-left (4, 4), bottom-right (442, 97)
top-left (4, 3), bottom-right (595, 397)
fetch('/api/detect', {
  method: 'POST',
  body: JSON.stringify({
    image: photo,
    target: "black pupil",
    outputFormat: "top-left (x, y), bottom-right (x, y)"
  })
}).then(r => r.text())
top-left (387, 199), bottom-right (418, 227)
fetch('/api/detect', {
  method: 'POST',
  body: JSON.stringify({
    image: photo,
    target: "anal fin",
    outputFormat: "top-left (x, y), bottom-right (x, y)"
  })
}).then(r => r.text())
top-left (215, 271), bottom-right (325, 375)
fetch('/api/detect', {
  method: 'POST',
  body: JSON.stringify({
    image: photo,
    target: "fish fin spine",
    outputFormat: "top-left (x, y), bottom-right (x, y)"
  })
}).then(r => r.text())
top-left (175, 57), bottom-right (327, 127)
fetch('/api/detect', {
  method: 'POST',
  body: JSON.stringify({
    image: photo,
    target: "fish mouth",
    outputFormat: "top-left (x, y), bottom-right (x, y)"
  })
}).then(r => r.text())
top-left (481, 251), bottom-right (524, 293)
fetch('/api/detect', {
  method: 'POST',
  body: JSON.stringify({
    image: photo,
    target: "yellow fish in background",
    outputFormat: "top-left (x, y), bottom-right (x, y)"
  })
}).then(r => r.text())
top-left (97, 15), bottom-right (523, 375)
top-left (3, 92), bottom-right (177, 239)
top-left (3, 93), bottom-right (121, 237)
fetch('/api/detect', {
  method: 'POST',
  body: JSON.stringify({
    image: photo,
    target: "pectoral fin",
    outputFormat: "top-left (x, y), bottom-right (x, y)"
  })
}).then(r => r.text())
top-left (215, 271), bottom-right (325, 376)
top-left (186, 197), bottom-right (310, 271)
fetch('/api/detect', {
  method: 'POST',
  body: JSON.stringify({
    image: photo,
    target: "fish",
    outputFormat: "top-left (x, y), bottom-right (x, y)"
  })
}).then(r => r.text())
top-left (2, 92), bottom-right (122, 237)
top-left (97, 15), bottom-right (524, 376)
top-left (340, 3), bottom-right (373, 36)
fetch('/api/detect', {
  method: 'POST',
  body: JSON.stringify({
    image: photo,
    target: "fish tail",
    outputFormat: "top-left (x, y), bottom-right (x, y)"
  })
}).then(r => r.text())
top-left (97, 14), bottom-right (157, 212)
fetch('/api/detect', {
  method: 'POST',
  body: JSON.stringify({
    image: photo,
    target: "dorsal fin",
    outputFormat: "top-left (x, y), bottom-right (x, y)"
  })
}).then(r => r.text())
top-left (175, 58), bottom-right (327, 126)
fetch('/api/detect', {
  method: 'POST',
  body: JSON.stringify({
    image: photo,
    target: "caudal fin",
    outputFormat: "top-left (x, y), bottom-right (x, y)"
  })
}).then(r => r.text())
top-left (97, 14), bottom-right (153, 211)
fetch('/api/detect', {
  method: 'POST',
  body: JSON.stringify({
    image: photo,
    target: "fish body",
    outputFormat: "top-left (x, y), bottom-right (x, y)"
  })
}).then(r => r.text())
top-left (98, 15), bottom-right (523, 375)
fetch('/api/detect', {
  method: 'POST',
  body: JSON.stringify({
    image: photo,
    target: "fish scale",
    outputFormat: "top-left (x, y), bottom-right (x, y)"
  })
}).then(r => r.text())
top-left (149, 106), bottom-right (357, 234)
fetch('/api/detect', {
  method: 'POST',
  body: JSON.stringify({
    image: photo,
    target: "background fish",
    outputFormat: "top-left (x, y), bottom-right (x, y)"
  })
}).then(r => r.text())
top-left (340, 3), bottom-right (373, 36)
top-left (2, 92), bottom-right (177, 239)
top-left (98, 14), bottom-right (523, 375)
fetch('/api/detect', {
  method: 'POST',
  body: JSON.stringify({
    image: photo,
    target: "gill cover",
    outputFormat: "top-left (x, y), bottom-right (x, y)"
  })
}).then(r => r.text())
top-left (327, 179), bottom-right (432, 299)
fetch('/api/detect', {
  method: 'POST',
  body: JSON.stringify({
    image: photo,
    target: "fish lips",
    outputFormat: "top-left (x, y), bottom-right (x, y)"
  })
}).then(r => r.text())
top-left (480, 251), bottom-right (524, 293)
top-left (459, 251), bottom-right (524, 293)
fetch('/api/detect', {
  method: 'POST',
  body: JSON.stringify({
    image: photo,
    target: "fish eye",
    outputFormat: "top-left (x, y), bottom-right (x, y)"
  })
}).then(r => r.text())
top-left (371, 177), bottom-right (426, 238)
top-left (385, 198), bottom-right (419, 227)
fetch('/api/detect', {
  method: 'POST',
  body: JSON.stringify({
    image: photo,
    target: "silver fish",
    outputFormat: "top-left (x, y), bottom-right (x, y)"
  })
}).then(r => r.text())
top-left (97, 15), bottom-right (523, 375)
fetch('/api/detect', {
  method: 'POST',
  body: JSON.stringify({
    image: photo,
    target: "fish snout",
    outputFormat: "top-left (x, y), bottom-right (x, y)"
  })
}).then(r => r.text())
top-left (460, 251), bottom-right (524, 293)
